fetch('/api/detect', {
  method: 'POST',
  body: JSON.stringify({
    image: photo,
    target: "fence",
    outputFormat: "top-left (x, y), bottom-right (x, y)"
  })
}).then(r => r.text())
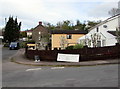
top-left (25, 44), bottom-right (120, 62)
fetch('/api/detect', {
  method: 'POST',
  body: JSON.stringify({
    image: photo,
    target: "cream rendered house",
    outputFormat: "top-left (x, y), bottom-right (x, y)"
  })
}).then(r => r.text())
top-left (51, 30), bottom-right (87, 50)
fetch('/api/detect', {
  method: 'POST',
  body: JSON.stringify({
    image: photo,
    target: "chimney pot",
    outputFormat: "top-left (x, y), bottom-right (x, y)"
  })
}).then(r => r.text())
top-left (39, 21), bottom-right (42, 25)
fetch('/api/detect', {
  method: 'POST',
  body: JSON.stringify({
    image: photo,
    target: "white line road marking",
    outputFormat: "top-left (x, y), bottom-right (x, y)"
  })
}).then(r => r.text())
top-left (51, 67), bottom-right (65, 69)
top-left (26, 68), bottom-right (42, 71)
top-left (26, 67), bottom-right (65, 71)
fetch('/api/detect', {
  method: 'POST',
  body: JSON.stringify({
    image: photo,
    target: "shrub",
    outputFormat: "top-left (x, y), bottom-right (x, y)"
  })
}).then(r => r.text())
top-left (73, 44), bottom-right (84, 49)
top-left (4, 43), bottom-right (9, 47)
top-left (20, 42), bottom-right (27, 48)
top-left (27, 40), bottom-right (35, 44)
top-left (65, 46), bottom-right (74, 50)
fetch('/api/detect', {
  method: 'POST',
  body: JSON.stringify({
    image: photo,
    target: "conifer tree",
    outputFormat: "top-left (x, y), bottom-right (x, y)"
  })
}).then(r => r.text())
top-left (4, 16), bottom-right (21, 43)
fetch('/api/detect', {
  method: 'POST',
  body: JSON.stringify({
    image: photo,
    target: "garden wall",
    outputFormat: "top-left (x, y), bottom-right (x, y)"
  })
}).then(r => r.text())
top-left (25, 44), bottom-right (120, 62)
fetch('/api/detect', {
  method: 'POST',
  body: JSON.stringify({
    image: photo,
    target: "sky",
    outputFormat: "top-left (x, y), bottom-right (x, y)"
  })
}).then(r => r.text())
top-left (0, 0), bottom-right (119, 31)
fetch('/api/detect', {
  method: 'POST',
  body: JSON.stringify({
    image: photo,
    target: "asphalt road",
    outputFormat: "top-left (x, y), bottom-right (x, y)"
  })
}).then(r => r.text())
top-left (3, 64), bottom-right (118, 87)
top-left (2, 47), bottom-right (18, 62)
top-left (2, 48), bottom-right (119, 87)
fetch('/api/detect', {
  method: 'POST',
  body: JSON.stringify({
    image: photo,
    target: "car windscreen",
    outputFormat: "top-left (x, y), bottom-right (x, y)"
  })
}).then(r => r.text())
top-left (10, 42), bottom-right (17, 45)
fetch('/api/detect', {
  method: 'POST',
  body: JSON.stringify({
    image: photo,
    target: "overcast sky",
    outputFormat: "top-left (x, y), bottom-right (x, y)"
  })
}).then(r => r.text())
top-left (0, 0), bottom-right (119, 31)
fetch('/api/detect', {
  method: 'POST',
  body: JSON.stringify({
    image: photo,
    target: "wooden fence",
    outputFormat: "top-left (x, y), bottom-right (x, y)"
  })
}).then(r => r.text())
top-left (25, 44), bottom-right (120, 62)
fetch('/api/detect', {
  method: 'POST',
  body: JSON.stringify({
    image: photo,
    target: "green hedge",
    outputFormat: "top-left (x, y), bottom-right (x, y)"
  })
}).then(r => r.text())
top-left (73, 44), bottom-right (84, 49)
top-left (65, 46), bottom-right (74, 50)
top-left (65, 44), bottom-right (84, 50)
top-left (20, 42), bottom-right (27, 48)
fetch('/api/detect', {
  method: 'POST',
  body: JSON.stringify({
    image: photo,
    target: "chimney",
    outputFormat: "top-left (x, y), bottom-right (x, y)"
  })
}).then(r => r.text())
top-left (39, 21), bottom-right (42, 25)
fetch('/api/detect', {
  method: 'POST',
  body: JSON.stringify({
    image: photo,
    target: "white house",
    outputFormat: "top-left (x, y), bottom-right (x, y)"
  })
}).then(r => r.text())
top-left (26, 30), bottom-right (32, 37)
top-left (78, 14), bottom-right (120, 47)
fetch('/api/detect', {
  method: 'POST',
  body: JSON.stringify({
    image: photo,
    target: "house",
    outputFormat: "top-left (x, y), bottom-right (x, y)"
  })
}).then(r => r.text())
top-left (51, 30), bottom-right (87, 50)
top-left (78, 14), bottom-right (120, 47)
top-left (26, 30), bottom-right (32, 39)
top-left (20, 30), bottom-right (29, 41)
top-left (20, 30), bottom-right (32, 37)
top-left (32, 22), bottom-right (49, 49)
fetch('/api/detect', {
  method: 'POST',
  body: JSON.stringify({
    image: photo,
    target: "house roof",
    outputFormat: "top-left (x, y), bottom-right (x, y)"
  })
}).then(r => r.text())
top-left (34, 24), bottom-right (45, 30)
top-left (20, 30), bottom-right (33, 33)
top-left (107, 31), bottom-right (117, 36)
top-left (26, 30), bottom-right (33, 32)
top-left (32, 24), bottom-right (48, 33)
top-left (51, 30), bottom-right (88, 34)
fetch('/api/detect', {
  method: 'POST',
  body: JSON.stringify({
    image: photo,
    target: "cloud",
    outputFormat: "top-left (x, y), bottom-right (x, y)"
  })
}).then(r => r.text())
top-left (0, 0), bottom-right (119, 30)
top-left (87, 2), bottom-right (118, 18)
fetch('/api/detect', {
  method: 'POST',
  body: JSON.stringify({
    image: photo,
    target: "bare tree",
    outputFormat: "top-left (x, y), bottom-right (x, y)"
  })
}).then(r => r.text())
top-left (108, 1), bottom-right (120, 16)
top-left (91, 33), bottom-right (101, 47)
top-left (108, 8), bottom-right (118, 16)
top-left (60, 36), bottom-right (68, 49)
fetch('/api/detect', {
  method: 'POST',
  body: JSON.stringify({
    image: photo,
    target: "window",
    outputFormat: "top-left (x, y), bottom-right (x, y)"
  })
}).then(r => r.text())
top-left (39, 36), bottom-right (41, 40)
top-left (66, 34), bottom-right (72, 39)
top-left (102, 40), bottom-right (106, 46)
top-left (39, 32), bottom-right (41, 34)
top-left (103, 25), bottom-right (107, 28)
top-left (96, 27), bottom-right (99, 32)
top-left (97, 41), bottom-right (101, 47)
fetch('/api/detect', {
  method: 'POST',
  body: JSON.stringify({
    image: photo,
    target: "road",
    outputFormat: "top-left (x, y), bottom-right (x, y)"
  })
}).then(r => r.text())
top-left (2, 48), bottom-right (18, 63)
top-left (2, 48), bottom-right (119, 87)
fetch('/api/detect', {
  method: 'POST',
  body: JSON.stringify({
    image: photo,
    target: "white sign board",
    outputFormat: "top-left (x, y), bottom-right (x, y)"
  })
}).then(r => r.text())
top-left (57, 53), bottom-right (79, 62)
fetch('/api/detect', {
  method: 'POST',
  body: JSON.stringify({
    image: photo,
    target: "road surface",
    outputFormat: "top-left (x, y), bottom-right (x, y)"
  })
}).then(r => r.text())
top-left (2, 48), bottom-right (119, 87)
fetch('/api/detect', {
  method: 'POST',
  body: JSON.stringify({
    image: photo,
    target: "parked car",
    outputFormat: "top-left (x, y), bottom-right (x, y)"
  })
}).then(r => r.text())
top-left (9, 42), bottom-right (19, 50)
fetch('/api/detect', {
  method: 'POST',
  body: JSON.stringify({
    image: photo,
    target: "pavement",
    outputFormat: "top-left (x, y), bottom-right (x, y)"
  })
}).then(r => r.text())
top-left (10, 48), bottom-right (120, 66)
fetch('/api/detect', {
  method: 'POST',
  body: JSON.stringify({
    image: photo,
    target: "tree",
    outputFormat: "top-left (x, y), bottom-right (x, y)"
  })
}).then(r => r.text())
top-left (43, 22), bottom-right (55, 31)
top-left (4, 16), bottom-right (21, 43)
top-left (62, 20), bottom-right (71, 30)
top-left (60, 36), bottom-right (68, 49)
top-left (108, 1), bottom-right (120, 16)
top-left (87, 21), bottom-right (100, 28)
top-left (91, 33), bottom-right (101, 47)
top-left (108, 8), bottom-right (118, 16)
top-left (74, 20), bottom-right (83, 30)
top-left (76, 20), bottom-right (81, 26)
top-left (42, 20), bottom-right (100, 31)
top-left (14, 18), bottom-right (21, 41)
top-left (20, 31), bottom-right (27, 38)
top-left (56, 20), bottom-right (73, 30)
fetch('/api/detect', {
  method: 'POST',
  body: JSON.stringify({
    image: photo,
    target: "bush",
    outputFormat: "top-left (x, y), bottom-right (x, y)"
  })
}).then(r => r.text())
top-left (20, 42), bottom-right (27, 48)
top-left (4, 43), bottom-right (10, 47)
top-left (65, 46), bottom-right (74, 50)
top-left (73, 44), bottom-right (84, 49)
top-left (27, 40), bottom-right (35, 44)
